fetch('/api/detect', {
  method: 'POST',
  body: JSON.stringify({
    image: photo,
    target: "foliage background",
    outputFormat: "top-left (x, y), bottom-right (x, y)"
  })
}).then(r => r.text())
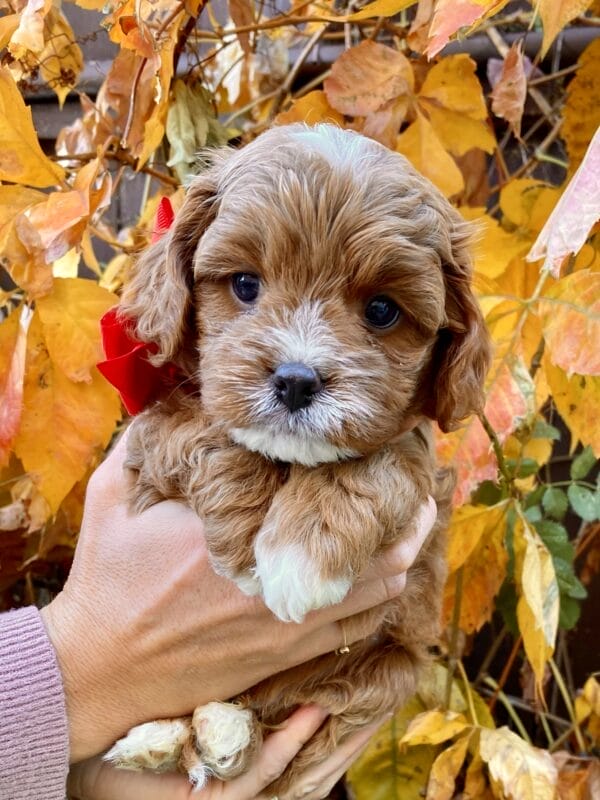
top-left (0, 0), bottom-right (599, 797)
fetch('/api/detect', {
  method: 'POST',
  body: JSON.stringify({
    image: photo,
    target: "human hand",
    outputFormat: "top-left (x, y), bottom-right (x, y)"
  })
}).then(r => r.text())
top-left (42, 433), bottom-right (436, 762)
top-left (68, 706), bottom-right (383, 800)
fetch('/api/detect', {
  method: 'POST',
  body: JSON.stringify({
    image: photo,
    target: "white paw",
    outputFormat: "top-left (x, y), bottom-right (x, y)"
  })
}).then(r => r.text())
top-left (192, 701), bottom-right (259, 779)
top-left (104, 719), bottom-right (190, 771)
top-left (231, 570), bottom-right (262, 596)
top-left (254, 538), bottom-right (352, 623)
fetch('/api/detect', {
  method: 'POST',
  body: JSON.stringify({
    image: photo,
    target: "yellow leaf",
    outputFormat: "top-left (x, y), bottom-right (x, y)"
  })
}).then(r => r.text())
top-left (426, 732), bottom-right (471, 800)
top-left (419, 55), bottom-right (488, 120)
top-left (396, 114), bottom-right (464, 197)
top-left (8, 0), bottom-right (52, 57)
top-left (417, 662), bottom-right (495, 728)
top-left (443, 506), bottom-right (508, 633)
top-left (14, 312), bottom-right (121, 514)
top-left (0, 13), bottom-right (19, 48)
top-left (543, 357), bottom-right (600, 456)
top-left (538, 270), bottom-right (600, 376)
top-left (38, 9), bottom-right (83, 107)
top-left (479, 726), bottom-right (558, 799)
top-left (36, 278), bottom-right (118, 384)
top-left (275, 91), bottom-right (344, 127)
top-left (324, 41), bottom-right (414, 116)
top-left (0, 67), bottom-right (65, 188)
top-left (347, 695), bottom-right (436, 800)
top-left (513, 512), bottom-right (559, 692)
top-left (421, 100), bottom-right (496, 156)
top-left (0, 305), bottom-right (31, 469)
top-left (461, 207), bottom-right (527, 279)
top-left (446, 502), bottom-right (508, 573)
top-left (52, 249), bottom-right (80, 279)
top-left (401, 710), bottom-right (469, 746)
top-left (500, 178), bottom-right (560, 235)
top-left (337, 0), bottom-right (417, 21)
top-left (562, 38), bottom-right (600, 175)
top-left (536, 0), bottom-right (595, 58)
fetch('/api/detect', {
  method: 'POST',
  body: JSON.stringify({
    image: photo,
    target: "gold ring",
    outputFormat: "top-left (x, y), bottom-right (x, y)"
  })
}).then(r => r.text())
top-left (335, 622), bottom-right (350, 655)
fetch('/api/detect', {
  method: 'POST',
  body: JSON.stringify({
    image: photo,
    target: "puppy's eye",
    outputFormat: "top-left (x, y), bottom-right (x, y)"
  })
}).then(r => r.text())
top-left (364, 295), bottom-right (401, 329)
top-left (231, 272), bottom-right (260, 304)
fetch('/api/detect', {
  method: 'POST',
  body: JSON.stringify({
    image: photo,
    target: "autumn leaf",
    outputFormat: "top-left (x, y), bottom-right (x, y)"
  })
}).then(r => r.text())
top-left (490, 41), bottom-right (527, 138)
top-left (479, 726), bottom-right (558, 799)
top-left (537, 270), bottom-right (600, 376)
top-left (36, 278), bottom-right (119, 384)
top-left (426, 733), bottom-right (471, 800)
top-left (400, 710), bottom-right (470, 746)
top-left (324, 41), bottom-right (414, 117)
top-left (513, 511), bottom-right (560, 692)
top-left (0, 66), bottom-right (65, 188)
top-left (426, 0), bottom-right (511, 58)
top-left (535, 0), bottom-right (596, 58)
top-left (397, 112), bottom-right (464, 197)
top-left (14, 312), bottom-right (121, 514)
top-left (16, 158), bottom-right (111, 265)
top-left (0, 185), bottom-right (49, 297)
top-left (544, 358), bottom-right (600, 456)
top-left (527, 127), bottom-right (600, 277)
top-left (275, 90), bottom-right (344, 127)
top-left (562, 38), bottom-right (600, 174)
top-left (443, 503), bottom-right (509, 632)
top-left (7, 0), bottom-right (52, 57)
top-left (38, 8), bottom-right (84, 107)
top-left (461, 207), bottom-right (528, 279)
top-left (0, 306), bottom-right (32, 469)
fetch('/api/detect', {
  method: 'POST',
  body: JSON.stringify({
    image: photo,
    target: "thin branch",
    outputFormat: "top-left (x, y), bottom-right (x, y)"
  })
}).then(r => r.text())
top-left (269, 24), bottom-right (328, 119)
top-left (445, 566), bottom-right (464, 709)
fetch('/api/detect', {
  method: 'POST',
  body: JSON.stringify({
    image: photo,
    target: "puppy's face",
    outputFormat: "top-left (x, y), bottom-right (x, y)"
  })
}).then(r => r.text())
top-left (124, 125), bottom-right (490, 464)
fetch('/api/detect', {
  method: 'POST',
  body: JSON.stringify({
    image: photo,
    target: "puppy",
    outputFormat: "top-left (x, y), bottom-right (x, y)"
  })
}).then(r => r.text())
top-left (104, 124), bottom-right (491, 793)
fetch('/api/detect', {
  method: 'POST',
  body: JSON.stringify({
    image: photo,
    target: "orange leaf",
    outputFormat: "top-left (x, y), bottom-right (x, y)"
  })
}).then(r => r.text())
top-left (537, 270), bottom-right (600, 376)
top-left (324, 41), bottom-right (414, 117)
top-left (425, 0), bottom-right (510, 58)
top-left (490, 41), bottom-right (527, 138)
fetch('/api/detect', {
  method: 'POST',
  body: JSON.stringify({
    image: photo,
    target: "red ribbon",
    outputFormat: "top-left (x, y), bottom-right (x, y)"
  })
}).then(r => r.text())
top-left (97, 197), bottom-right (179, 415)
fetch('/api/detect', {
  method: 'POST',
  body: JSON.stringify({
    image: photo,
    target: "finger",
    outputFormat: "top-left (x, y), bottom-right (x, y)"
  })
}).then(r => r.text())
top-left (216, 706), bottom-right (328, 800)
top-left (361, 495), bottom-right (437, 580)
top-left (276, 718), bottom-right (387, 800)
top-left (67, 757), bottom-right (193, 800)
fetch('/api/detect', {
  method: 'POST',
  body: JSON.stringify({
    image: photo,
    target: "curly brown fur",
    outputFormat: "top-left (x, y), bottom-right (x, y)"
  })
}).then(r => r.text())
top-left (107, 124), bottom-right (491, 792)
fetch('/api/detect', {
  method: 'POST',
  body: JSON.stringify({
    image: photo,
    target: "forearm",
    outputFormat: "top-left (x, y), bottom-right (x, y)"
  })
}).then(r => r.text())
top-left (0, 606), bottom-right (69, 800)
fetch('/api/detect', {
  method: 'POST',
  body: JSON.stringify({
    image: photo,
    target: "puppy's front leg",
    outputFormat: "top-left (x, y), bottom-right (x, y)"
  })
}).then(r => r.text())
top-left (254, 448), bottom-right (428, 623)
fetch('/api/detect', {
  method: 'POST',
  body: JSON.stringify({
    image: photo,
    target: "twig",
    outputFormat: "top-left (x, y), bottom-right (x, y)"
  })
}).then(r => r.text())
top-left (445, 566), bottom-right (464, 709)
top-left (269, 24), bottom-right (328, 119)
top-left (487, 634), bottom-right (522, 713)
top-left (479, 412), bottom-right (513, 489)
top-left (549, 658), bottom-right (587, 753)
top-left (483, 677), bottom-right (532, 743)
top-left (51, 150), bottom-right (179, 187)
top-left (475, 624), bottom-right (508, 686)
top-left (528, 63), bottom-right (579, 86)
top-left (457, 659), bottom-right (479, 725)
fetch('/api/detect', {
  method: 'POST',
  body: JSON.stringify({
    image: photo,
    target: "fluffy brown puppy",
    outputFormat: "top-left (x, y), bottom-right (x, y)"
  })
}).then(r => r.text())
top-left (104, 123), bottom-right (491, 793)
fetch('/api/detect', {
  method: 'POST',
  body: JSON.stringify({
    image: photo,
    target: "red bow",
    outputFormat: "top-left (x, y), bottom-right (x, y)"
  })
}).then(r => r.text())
top-left (97, 197), bottom-right (179, 415)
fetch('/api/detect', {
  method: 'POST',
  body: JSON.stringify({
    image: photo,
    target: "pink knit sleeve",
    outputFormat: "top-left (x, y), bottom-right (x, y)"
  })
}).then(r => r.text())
top-left (0, 606), bottom-right (70, 800)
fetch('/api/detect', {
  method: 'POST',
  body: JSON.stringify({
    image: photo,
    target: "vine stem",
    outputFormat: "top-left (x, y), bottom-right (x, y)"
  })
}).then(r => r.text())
top-left (445, 566), bottom-right (464, 709)
top-left (487, 634), bottom-right (522, 713)
top-left (483, 677), bottom-right (532, 743)
top-left (549, 658), bottom-right (587, 753)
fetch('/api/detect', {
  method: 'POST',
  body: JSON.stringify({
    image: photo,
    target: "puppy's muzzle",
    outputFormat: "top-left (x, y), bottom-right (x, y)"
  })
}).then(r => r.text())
top-left (272, 362), bottom-right (323, 412)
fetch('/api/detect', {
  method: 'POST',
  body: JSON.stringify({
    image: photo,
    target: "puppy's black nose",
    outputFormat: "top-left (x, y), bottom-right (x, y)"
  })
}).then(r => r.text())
top-left (273, 363), bottom-right (322, 412)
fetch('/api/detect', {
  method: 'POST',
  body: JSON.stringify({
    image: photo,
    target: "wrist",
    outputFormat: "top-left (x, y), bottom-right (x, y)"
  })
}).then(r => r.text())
top-left (41, 593), bottom-right (127, 762)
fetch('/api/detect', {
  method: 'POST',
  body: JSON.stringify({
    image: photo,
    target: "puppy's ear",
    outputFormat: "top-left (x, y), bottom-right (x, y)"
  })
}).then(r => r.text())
top-left (424, 220), bottom-right (492, 433)
top-left (120, 173), bottom-right (218, 364)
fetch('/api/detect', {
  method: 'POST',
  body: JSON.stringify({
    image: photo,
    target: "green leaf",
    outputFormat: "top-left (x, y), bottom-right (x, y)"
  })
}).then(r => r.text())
top-left (559, 595), bottom-right (582, 630)
top-left (542, 487), bottom-right (569, 520)
top-left (534, 519), bottom-right (569, 545)
top-left (525, 505), bottom-right (542, 523)
top-left (532, 420), bottom-right (561, 440)
top-left (568, 484), bottom-right (599, 521)
top-left (506, 457), bottom-right (539, 478)
top-left (570, 446), bottom-right (597, 480)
